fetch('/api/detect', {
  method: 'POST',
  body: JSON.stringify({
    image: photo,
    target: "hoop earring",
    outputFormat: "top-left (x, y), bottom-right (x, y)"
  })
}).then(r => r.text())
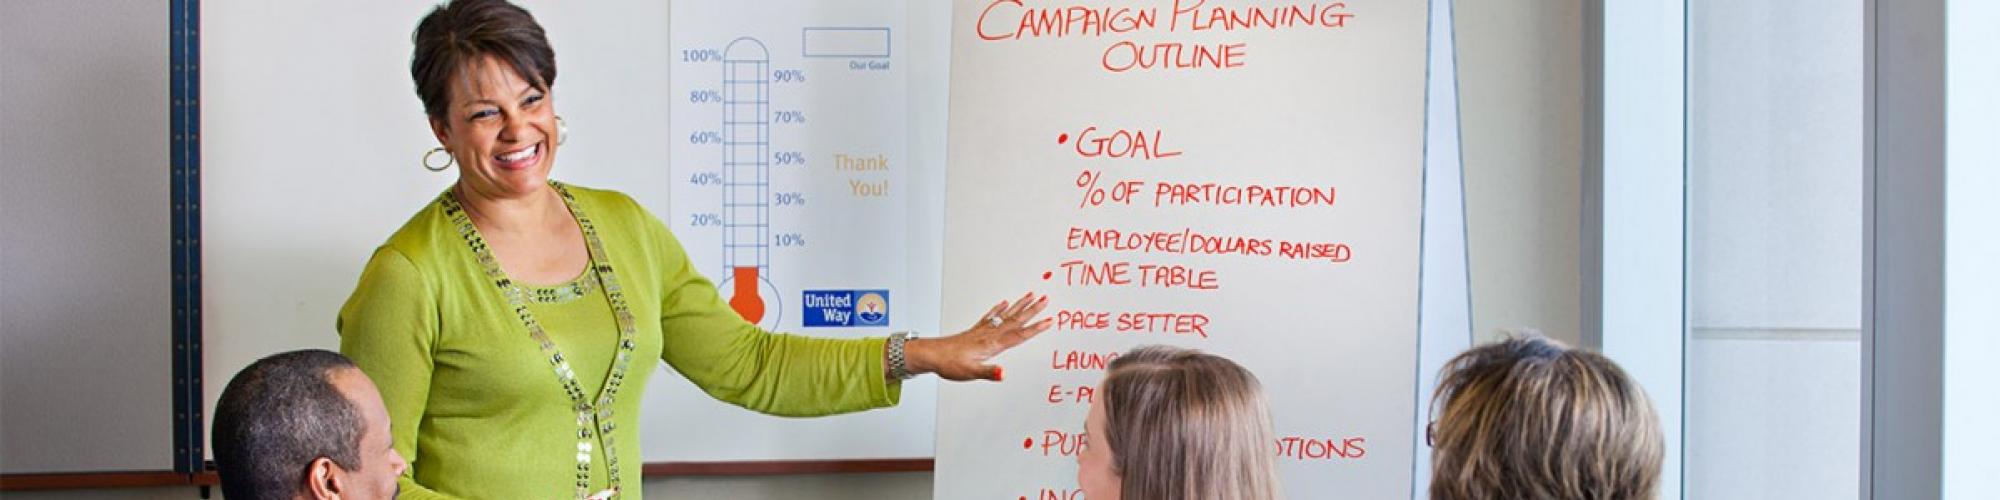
top-left (555, 116), bottom-right (569, 146)
top-left (423, 147), bottom-right (454, 172)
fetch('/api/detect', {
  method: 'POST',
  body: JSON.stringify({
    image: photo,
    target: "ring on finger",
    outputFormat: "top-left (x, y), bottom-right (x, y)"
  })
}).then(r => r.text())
top-left (987, 315), bottom-right (1004, 327)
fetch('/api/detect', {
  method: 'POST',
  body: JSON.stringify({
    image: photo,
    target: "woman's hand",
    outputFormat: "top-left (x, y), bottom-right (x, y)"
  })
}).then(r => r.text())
top-left (904, 292), bottom-right (1053, 381)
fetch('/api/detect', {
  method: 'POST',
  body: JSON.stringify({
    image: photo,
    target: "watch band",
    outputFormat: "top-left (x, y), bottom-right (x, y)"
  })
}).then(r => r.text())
top-left (887, 332), bottom-right (917, 380)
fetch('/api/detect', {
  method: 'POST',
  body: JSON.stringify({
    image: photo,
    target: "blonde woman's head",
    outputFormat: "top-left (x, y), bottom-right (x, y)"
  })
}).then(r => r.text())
top-left (1079, 345), bottom-right (1280, 500)
top-left (1429, 335), bottom-right (1663, 500)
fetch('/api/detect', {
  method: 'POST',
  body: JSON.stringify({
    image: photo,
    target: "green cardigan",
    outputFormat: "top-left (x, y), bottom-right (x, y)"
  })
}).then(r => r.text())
top-left (338, 183), bottom-right (899, 499)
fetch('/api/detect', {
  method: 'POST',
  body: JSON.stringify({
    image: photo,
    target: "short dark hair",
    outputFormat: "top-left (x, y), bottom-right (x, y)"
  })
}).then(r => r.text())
top-left (212, 349), bottom-right (366, 500)
top-left (410, 0), bottom-right (557, 121)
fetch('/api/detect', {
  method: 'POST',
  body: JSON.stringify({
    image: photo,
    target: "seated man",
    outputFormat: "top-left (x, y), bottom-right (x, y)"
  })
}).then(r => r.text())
top-left (213, 349), bottom-right (406, 500)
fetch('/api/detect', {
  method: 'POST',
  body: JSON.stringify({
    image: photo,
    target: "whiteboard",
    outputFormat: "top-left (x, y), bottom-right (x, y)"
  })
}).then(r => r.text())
top-left (933, 1), bottom-right (1432, 498)
top-left (199, 0), bottom-right (951, 463)
top-left (0, 0), bottom-right (174, 474)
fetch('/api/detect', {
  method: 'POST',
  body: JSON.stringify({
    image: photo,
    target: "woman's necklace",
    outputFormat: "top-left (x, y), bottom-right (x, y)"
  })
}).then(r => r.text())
top-left (442, 181), bottom-right (639, 499)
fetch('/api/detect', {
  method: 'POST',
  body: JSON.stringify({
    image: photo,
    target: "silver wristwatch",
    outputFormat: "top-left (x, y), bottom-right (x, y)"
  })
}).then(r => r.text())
top-left (887, 331), bottom-right (918, 380)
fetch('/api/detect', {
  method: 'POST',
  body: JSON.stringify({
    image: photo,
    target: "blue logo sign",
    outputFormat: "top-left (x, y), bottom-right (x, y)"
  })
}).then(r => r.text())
top-left (802, 290), bottom-right (890, 327)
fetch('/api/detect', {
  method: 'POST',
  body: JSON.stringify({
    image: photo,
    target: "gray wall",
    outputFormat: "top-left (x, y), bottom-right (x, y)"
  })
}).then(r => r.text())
top-left (1457, 0), bottom-right (1586, 346)
top-left (1, 0), bottom-right (174, 474)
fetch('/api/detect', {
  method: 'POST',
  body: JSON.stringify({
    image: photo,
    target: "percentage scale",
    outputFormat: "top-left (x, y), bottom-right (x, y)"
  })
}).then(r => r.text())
top-left (717, 37), bottom-right (782, 327)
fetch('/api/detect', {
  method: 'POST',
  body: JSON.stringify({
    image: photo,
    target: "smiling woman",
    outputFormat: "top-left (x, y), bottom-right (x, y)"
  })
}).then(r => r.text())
top-left (333, 1), bottom-right (1055, 499)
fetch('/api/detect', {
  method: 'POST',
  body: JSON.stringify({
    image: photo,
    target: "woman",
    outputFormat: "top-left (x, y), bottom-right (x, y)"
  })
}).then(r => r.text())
top-left (1427, 336), bottom-right (1663, 500)
top-left (1077, 345), bottom-right (1281, 500)
top-left (336, 1), bottom-right (1051, 498)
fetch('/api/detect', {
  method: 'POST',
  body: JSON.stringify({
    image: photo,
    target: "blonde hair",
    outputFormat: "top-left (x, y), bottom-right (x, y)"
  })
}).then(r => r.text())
top-left (1428, 335), bottom-right (1664, 500)
top-left (1099, 345), bottom-right (1281, 500)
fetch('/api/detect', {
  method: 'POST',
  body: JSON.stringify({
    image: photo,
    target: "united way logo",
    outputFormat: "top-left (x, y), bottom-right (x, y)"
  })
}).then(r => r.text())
top-left (853, 292), bottom-right (888, 326)
top-left (802, 290), bottom-right (889, 327)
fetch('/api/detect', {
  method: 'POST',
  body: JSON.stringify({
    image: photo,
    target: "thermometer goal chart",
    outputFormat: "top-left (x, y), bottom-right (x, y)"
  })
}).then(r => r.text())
top-left (653, 0), bottom-right (934, 462)
top-left (717, 37), bottom-right (781, 329)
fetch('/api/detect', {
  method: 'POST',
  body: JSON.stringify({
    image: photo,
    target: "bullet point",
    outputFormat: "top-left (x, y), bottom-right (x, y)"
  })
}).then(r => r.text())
top-left (1023, 437), bottom-right (1034, 449)
top-left (1057, 133), bottom-right (1069, 144)
top-left (1042, 271), bottom-right (1052, 280)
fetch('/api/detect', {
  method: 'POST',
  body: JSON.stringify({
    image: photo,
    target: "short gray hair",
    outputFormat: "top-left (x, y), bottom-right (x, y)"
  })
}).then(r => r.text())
top-left (212, 349), bottom-right (365, 500)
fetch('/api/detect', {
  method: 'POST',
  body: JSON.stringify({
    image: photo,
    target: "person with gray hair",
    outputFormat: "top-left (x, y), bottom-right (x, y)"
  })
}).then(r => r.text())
top-left (1427, 335), bottom-right (1663, 500)
top-left (212, 349), bottom-right (406, 500)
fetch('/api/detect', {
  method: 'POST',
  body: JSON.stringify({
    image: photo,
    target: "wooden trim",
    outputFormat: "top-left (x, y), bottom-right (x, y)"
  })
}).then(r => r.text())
top-left (0, 471), bottom-right (216, 491)
top-left (2, 460), bottom-right (932, 490)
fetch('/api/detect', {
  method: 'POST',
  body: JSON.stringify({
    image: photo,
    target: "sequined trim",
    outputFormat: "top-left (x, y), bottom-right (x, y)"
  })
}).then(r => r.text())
top-left (442, 182), bottom-right (638, 500)
top-left (521, 267), bottom-right (599, 304)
